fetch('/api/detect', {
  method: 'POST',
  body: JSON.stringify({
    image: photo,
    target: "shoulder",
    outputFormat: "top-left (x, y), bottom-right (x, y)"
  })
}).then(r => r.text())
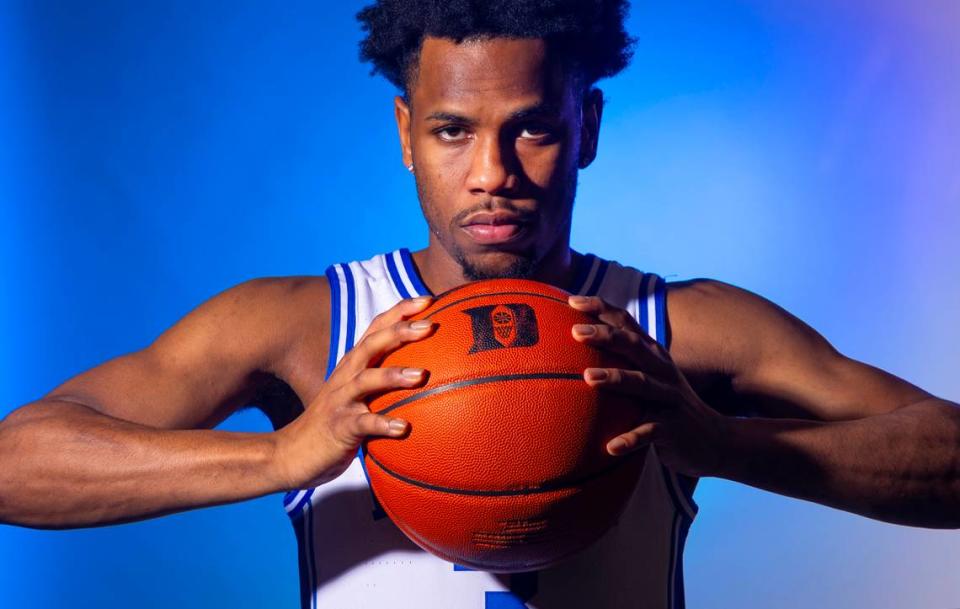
top-left (203, 275), bottom-right (331, 341)
top-left (666, 277), bottom-right (823, 348)
top-left (214, 274), bottom-right (332, 367)
top-left (664, 278), bottom-right (836, 393)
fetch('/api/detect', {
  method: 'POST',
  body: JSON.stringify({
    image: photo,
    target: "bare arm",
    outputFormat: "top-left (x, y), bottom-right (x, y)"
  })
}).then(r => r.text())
top-left (0, 399), bottom-right (282, 528)
top-left (671, 280), bottom-right (960, 528)
top-left (0, 276), bottom-right (432, 530)
top-left (569, 281), bottom-right (960, 529)
top-left (0, 277), bottom-right (313, 528)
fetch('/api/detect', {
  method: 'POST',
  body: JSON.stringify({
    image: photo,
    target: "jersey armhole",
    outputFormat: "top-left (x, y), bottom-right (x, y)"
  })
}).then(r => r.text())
top-left (653, 276), bottom-right (699, 520)
top-left (282, 264), bottom-right (345, 517)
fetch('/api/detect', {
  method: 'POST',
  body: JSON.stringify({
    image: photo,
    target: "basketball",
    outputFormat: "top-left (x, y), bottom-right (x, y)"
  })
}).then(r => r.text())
top-left (365, 278), bottom-right (646, 572)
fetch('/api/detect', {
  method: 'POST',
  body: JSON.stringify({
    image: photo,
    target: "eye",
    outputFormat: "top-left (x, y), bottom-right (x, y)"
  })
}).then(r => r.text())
top-left (436, 126), bottom-right (470, 142)
top-left (518, 124), bottom-right (554, 141)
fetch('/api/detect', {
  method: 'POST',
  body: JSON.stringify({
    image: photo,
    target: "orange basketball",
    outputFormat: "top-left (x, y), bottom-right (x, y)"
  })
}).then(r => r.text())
top-left (365, 278), bottom-right (645, 572)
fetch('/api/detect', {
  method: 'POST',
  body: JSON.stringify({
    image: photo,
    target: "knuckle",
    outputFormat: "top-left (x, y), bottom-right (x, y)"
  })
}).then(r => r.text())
top-left (361, 412), bottom-right (387, 434)
top-left (352, 368), bottom-right (375, 386)
top-left (368, 310), bottom-right (395, 332)
top-left (350, 412), bottom-right (372, 435)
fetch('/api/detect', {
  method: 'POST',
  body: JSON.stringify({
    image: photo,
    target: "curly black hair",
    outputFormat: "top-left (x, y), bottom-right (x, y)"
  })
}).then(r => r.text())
top-left (357, 0), bottom-right (635, 95)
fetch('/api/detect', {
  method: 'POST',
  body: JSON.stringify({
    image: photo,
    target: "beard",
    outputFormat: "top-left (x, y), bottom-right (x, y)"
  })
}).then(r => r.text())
top-left (457, 249), bottom-right (538, 281)
top-left (416, 163), bottom-right (579, 282)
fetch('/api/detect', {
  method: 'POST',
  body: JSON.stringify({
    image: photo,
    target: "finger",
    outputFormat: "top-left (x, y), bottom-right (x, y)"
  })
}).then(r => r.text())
top-left (358, 296), bottom-right (433, 343)
top-left (568, 295), bottom-right (639, 332)
top-left (607, 422), bottom-right (658, 456)
top-left (345, 366), bottom-right (426, 402)
top-left (583, 367), bottom-right (677, 402)
top-left (337, 318), bottom-right (435, 376)
top-left (572, 323), bottom-right (664, 370)
top-left (345, 410), bottom-right (409, 441)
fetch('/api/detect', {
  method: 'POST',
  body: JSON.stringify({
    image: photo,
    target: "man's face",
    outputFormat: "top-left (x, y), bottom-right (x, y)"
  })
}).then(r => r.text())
top-left (396, 36), bottom-right (600, 280)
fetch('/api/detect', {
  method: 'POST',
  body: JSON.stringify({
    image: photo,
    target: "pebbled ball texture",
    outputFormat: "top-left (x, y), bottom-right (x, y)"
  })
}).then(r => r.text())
top-left (366, 278), bottom-right (646, 572)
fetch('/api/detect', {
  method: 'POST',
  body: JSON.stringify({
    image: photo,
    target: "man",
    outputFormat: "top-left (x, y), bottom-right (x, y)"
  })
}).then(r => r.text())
top-left (1, 1), bottom-right (957, 608)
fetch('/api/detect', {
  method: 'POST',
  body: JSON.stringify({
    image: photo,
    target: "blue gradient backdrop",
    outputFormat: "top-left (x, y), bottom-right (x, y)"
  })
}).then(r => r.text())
top-left (2, 1), bottom-right (958, 607)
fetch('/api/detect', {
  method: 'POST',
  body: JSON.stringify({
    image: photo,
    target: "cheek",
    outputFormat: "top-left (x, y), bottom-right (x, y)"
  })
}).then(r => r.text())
top-left (415, 140), bottom-right (471, 191)
top-left (518, 144), bottom-right (575, 189)
top-left (414, 165), bottom-right (461, 233)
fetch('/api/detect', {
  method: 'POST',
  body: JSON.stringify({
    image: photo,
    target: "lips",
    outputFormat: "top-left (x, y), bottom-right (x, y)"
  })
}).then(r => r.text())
top-left (462, 223), bottom-right (523, 243)
top-left (460, 212), bottom-right (530, 245)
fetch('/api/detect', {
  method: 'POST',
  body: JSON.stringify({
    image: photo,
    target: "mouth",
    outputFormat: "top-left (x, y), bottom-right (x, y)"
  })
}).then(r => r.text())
top-left (459, 211), bottom-right (532, 246)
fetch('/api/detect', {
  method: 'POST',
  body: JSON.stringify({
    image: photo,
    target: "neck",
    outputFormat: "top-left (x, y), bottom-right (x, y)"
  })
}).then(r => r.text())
top-left (411, 239), bottom-right (583, 296)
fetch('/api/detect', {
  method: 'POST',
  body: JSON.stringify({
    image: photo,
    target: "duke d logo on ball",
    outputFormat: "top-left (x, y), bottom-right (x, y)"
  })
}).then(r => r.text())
top-left (463, 303), bottom-right (540, 353)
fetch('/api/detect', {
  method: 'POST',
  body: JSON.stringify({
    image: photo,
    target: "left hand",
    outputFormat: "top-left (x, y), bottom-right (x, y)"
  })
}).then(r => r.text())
top-left (568, 295), bottom-right (729, 478)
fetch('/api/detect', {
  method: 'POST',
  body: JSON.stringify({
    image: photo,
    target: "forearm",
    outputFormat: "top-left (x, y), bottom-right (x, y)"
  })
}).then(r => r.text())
top-left (0, 400), bottom-right (285, 529)
top-left (715, 398), bottom-right (960, 529)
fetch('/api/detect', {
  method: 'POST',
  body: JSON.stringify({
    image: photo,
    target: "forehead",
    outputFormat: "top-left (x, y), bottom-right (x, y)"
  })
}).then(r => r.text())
top-left (411, 36), bottom-right (573, 111)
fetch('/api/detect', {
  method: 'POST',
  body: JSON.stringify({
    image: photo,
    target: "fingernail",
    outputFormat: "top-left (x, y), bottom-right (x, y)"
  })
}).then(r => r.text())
top-left (410, 320), bottom-right (432, 330)
top-left (573, 324), bottom-right (596, 336)
top-left (389, 419), bottom-right (408, 433)
top-left (585, 368), bottom-right (608, 382)
top-left (411, 296), bottom-right (432, 306)
top-left (401, 367), bottom-right (424, 380)
top-left (609, 438), bottom-right (628, 453)
top-left (569, 295), bottom-right (590, 305)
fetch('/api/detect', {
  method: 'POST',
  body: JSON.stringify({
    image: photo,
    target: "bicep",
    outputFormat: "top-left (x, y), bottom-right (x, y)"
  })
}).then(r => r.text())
top-left (44, 278), bottom-right (302, 430)
top-left (668, 279), bottom-right (930, 421)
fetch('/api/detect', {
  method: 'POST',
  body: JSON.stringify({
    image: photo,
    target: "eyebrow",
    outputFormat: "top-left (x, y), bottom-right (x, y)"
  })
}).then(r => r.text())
top-left (424, 102), bottom-right (562, 125)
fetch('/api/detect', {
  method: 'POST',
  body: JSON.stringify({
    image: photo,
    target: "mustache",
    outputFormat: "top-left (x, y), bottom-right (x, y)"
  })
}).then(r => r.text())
top-left (451, 200), bottom-right (538, 226)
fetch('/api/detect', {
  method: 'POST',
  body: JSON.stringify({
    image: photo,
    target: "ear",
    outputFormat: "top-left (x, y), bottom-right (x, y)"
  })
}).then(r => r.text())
top-left (394, 96), bottom-right (413, 169)
top-left (578, 88), bottom-right (604, 169)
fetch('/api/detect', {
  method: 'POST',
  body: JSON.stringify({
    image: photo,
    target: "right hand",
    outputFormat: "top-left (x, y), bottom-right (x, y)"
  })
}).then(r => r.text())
top-left (272, 296), bottom-right (434, 490)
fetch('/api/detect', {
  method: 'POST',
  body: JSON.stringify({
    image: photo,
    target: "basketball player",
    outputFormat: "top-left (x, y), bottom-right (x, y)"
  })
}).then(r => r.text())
top-left (1, 2), bottom-right (957, 608)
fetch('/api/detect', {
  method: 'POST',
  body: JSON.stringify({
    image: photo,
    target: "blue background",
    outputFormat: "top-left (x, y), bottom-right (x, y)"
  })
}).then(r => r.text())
top-left (2, 1), bottom-right (958, 607)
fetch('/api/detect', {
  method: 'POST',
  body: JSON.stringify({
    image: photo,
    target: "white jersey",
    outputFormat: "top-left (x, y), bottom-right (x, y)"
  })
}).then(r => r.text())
top-left (283, 249), bottom-right (698, 609)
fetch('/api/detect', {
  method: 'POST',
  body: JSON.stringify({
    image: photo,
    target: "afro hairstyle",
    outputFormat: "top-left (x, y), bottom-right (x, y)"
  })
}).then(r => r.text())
top-left (357, 0), bottom-right (635, 96)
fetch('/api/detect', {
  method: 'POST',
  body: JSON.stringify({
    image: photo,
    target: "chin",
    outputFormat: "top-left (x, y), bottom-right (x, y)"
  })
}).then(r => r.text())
top-left (457, 250), bottom-right (538, 281)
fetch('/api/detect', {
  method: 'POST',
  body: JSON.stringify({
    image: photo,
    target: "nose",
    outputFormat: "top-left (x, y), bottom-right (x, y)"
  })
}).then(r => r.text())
top-left (465, 133), bottom-right (519, 195)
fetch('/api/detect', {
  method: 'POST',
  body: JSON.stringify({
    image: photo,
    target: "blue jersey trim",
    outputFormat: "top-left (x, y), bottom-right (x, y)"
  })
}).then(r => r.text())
top-left (343, 263), bottom-right (357, 351)
top-left (654, 276), bottom-right (668, 349)
top-left (288, 491), bottom-right (315, 517)
top-left (399, 248), bottom-right (430, 296)
top-left (324, 264), bottom-right (342, 380)
top-left (385, 250), bottom-right (412, 299)
top-left (291, 510), bottom-right (312, 609)
top-left (305, 500), bottom-right (317, 609)
top-left (639, 273), bottom-right (652, 334)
